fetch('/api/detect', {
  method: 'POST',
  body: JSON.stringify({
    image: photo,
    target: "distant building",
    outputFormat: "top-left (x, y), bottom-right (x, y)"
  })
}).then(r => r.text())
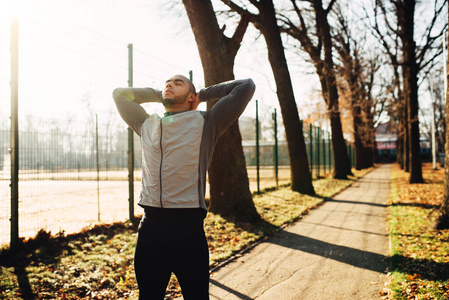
top-left (375, 121), bottom-right (431, 162)
top-left (375, 121), bottom-right (397, 162)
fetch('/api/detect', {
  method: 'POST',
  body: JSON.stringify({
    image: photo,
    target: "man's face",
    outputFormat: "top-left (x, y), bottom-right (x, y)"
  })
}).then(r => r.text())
top-left (162, 75), bottom-right (191, 107)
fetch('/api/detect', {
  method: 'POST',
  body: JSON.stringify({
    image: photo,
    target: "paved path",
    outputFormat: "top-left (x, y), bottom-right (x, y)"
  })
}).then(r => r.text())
top-left (209, 164), bottom-right (391, 300)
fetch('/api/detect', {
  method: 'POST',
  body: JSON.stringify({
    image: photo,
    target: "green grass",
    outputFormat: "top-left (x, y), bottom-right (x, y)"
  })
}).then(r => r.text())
top-left (386, 164), bottom-right (449, 300)
top-left (0, 168), bottom-right (370, 299)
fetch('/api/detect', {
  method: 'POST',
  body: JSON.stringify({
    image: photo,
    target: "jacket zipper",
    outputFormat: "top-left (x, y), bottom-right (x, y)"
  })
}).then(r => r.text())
top-left (159, 118), bottom-right (164, 208)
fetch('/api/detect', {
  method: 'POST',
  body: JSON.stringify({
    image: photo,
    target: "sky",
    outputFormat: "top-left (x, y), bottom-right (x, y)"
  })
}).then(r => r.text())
top-left (1, 0), bottom-right (201, 118)
top-left (1, 0), bottom-right (444, 139)
top-left (1, 0), bottom-right (323, 132)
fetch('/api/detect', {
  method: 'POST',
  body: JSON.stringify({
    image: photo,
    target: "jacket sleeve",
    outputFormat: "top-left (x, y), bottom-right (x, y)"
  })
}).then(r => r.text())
top-left (198, 78), bottom-right (256, 136)
top-left (112, 87), bottom-right (162, 136)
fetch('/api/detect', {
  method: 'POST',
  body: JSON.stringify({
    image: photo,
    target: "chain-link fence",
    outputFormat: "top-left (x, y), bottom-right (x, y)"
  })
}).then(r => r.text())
top-left (1, 11), bottom-right (353, 247)
top-left (1, 112), bottom-right (354, 246)
top-left (0, 114), bottom-right (144, 245)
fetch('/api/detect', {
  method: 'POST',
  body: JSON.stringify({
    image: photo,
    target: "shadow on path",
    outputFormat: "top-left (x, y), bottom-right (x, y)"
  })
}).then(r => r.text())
top-left (300, 221), bottom-right (388, 237)
top-left (267, 230), bottom-right (388, 273)
top-left (266, 229), bottom-right (449, 280)
top-left (324, 198), bottom-right (388, 207)
top-left (210, 278), bottom-right (253, 300)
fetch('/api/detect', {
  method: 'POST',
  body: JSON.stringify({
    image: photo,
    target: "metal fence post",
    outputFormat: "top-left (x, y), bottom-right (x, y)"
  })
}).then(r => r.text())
top-left (346, 141), bottom-right (352, 168)
top-left (309, 124), bottom-right (313, 178)
top-left (317, 126), bottom-right (320, 178)
top-left (273, 109), bottom-right (278, 187)
top-left (10, 17), bottom-right (19, 248)
top-left (328, 131), bottom-right (332, 173)
top-left (256, 100), bottom-right (260, 193)
top-left (127, 44), bottom-right (135, 225)
top-left (352, 143), bottom-right (355, 168)
top-left (323, 129), bottom-right (326, 175)
top-left (96, 114), bottom-right (100, 222)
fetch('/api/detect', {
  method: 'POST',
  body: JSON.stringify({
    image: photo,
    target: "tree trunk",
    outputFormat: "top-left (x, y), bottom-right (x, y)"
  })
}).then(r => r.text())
top-left (253, 0), bottom-right (315, 194)
top-left (397, 135), bottom-right (403, 167)
top-left (353, 112), bottom-right (374, 170)
top-left (402, 100), bottom-right (410, 172)
top-left (313, 0), bottom-right (352, 178)
top-left (335, 35), bottom-right (375, 170)
top-left (281, 0), bottom-right (353, 179)
top-left (363, 104), bottom-right (375, 167)
top-left (329, 112), bottom-right (352, 177)
top-left (396, 75), bottom-right (409, 171)
top-left (315, 66), bottom-right (352, 177)
top-left (400, 0), bottom-right (423, 183)
top-left (433, 5), bottom-right (449, 230)
top-left (353, 113), bottom-right (364, 170)
top-left (182, 0), bottom-right (260, 222)
top-left (393, 66), bottom-right (406, 169)
top-left (396, 103), bottom-right (405, 169)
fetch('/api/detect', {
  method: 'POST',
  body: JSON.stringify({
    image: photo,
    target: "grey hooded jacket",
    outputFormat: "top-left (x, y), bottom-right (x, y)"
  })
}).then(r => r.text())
top-left (113, 78), bottom-right (255, 210)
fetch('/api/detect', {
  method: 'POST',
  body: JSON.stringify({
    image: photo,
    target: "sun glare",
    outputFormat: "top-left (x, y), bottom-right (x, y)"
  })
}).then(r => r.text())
top-left (0, 0), bottom-right (28, 24)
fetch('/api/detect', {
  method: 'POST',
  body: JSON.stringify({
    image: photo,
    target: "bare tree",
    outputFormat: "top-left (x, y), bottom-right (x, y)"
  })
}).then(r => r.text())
top-left (434, 75), bottom-right (447, 154)
top-left (434, 6), bottom-right (449, 229)
top-left (182, 0), bottom-right (260, 222)
top-left (400, 0), bottom-right (424, 182)
top-left (333, 4), bottom-right (379, 170)
top-left (372, 0), bottom-right (447, 183)
top-left (424, 74), bottom-right (446, 155)
top-left (221, 0), bottom-right (315, 194)
top-left (278, 0), bottom-right (353, 179)
top-left (369, 3), bottom-right (407, 169)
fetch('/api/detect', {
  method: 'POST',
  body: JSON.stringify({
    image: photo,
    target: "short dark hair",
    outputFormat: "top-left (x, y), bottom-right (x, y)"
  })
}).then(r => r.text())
top-left (187, 78), bottom-right (196, 94)
top-left (169, 74), bottom-right (196, 94)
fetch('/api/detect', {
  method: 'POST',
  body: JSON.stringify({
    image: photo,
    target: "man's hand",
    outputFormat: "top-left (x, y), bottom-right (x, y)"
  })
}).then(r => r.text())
top-left (189, 93), bottom-right (201, 111)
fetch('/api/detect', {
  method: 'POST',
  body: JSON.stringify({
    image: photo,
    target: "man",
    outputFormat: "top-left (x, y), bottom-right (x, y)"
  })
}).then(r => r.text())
top-left (113, 75), bottom-right (255, 299)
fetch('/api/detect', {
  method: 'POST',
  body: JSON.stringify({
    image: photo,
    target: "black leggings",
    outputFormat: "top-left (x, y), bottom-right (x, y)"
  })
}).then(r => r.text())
top-left (134, 208), bottom-right (210, 300)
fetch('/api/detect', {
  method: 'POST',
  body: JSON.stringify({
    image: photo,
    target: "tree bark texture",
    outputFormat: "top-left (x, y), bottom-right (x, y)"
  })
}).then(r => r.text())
top-left (398, 98), bottom-right (410, 171)
top-left (281, 0), bottom-right (352, 179)
top-left (182, 0), bottom-right (260, 222)
top-left (399, 0), bottom-right (423, 183)
top-left (251, 0), bottom-right (315, 194)
top-left (353, 108), bottom-right (374, 169)
top-left (433, 4), bottom-right (449, 230)
top-left (334, 20), bottom-right (375, 170)
top-left (314, 0), bottom-right (353, 178)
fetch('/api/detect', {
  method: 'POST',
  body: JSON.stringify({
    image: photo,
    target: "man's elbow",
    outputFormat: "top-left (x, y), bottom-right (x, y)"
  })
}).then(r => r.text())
top-left (113, 88), bottom-right (129, 102)
top-left (112, 88), bottom-right (122, 102)
top-left (245, 78), bottom-right (256, 97)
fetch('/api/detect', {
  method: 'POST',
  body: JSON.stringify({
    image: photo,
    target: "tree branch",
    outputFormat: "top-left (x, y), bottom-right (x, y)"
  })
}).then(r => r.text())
top-left (325, 0), bottom-right (337, 15)
top-left (221, 0), bottom-right (261, 25)
top-left (369, 2), bottom-right (400, 68)
top-left (229, 13), bottom-right (251, 57)
top-left (415, 0), bottom-right (447, 69)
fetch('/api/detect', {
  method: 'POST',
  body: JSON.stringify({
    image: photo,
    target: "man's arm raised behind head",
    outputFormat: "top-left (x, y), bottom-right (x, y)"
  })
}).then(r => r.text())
top-left (198, 78), bottom-right (256, 135)
top-left (113, 87), bottom-right (162, 135)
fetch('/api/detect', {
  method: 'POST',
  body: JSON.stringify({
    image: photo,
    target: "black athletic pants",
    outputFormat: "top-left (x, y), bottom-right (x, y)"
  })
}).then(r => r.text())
top-left (134, 207), bottom-right (210, 300)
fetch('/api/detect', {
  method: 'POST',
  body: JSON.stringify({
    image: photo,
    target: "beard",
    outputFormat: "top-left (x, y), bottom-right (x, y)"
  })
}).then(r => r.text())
top-left (162, 92), bottom-right (189, 108)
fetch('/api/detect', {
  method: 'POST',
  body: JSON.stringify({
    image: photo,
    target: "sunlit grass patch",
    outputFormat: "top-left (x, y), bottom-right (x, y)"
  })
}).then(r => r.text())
top-left (0, 267), bottom-right (18, 299)
top-left (0, 224), bottom-right (139, 300)
top-left (314, 167), bottom-right (373, 198)
top-left (205, 213), bottom-right (262, 266)
top-left (387, 163), bottom-right (449, 300)
top-left (254, 188), bottom-right (321, 226)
